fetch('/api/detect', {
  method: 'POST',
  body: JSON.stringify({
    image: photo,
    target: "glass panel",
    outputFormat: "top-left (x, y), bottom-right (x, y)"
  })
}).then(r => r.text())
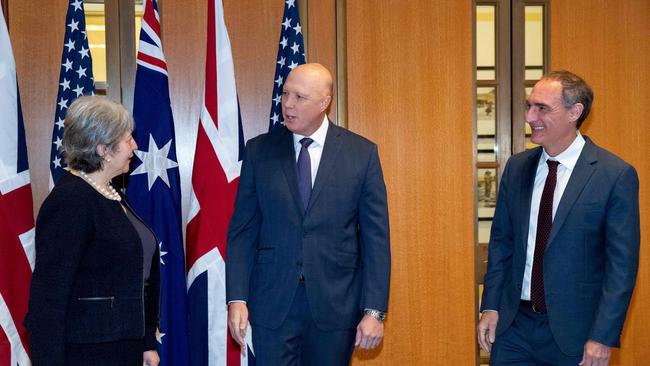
top-left (477, 68), bottom-right (496, 80)
top-left (85, 2), bottom-right (106, 84)
top-left (478, 220), bottom-right (492, 244)
top-left (477, 86), bottom-right (497, 161)
top-left (476, 5), bottom-right (496, 80)
top-left (525, 67), bottom-right (544, 80)
top-left (524, 86), bottom-right (538, 149)
top-left (478, 168), bottom-right (497, 218)
top-left (525, 5), bottom-right (544, 81)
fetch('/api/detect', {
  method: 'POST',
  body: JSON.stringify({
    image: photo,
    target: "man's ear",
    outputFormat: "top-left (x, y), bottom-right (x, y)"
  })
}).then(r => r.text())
top-left (320, 95), bottom-right (332, 112)
top-left (568, 103), bottom-right (584, 123)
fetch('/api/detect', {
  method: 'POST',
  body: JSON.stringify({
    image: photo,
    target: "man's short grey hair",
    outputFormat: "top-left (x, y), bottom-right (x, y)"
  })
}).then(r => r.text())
top-left (542, 70), bottom-right (594, 128)
top-left (62, 95), bottom-right (134, 173)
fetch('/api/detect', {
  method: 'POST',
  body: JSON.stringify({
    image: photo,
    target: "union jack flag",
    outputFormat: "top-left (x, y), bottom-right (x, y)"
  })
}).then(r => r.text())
top-left (0, 6), bottom-right (34, 365)
top-left (127, 0), bottom-right (188, 365)
top-left (49, 0), bottom-right (95, 187)
top-left (268, 0), bottom-right (306, 130)
top-left (185, 0), bottom-right (251, 365)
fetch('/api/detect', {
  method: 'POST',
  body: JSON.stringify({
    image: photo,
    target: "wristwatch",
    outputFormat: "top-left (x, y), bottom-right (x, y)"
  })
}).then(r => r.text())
top-left (364, 309), bottom-right (386, 322)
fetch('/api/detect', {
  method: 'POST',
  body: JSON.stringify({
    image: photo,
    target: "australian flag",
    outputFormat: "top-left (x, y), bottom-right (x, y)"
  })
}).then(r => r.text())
top-left (127, 0), bottom-right (189, 365)
top-left (268, 0), bottom-right (306, 130)
top-left (49, 0), bottom-right (95, 186)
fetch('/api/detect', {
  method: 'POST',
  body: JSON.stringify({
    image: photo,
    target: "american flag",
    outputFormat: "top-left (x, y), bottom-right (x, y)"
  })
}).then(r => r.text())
top-left (49, 0), bottom-right (95, 187)
top-left (127, 0), bottom-right (188, 365)
top-left (0, 6), bottom-right (34, 365)
top-left (185, 0), bottom-right (251, 365)
top-left (268, 0), bottom-right (306, 130)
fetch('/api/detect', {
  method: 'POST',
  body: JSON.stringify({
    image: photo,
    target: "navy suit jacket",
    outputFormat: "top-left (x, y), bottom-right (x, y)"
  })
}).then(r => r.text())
top-left (226, 123), bottom-right (391, 331)
top-left (481, 137), bottom-right (640, 356)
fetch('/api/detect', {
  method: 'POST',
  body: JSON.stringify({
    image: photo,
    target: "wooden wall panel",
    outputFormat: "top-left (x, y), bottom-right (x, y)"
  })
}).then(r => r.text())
top-left (347, 1), bottom-right (476, 364)
top-left (305, 0), bottom-right (338, 121)
top-left (10, 0), bottom-right (68, 212)
top-left (551, 1), bottom-right (650, 364)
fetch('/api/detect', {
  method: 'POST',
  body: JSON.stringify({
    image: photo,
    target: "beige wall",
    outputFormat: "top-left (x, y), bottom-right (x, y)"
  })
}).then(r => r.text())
top-left (8, 0), bottom-right (649, 364)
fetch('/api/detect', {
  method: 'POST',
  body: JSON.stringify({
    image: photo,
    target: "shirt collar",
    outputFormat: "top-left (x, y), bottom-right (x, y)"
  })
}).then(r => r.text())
top-left (540, 131), bottom-right (586, 171)
top-left (293, 115), bottom-right (329, 148)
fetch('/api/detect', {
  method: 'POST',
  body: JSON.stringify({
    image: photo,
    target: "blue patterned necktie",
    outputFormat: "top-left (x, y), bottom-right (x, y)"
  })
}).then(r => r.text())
top-left (530, 160), bottom-right (560, 313)
top-left (297, 138), bottom-right (314, 211)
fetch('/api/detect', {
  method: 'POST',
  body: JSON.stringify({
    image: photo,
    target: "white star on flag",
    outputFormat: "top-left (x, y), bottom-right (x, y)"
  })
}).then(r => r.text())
top-left (55, 118), bottom-right (65, 130)
top-left (76, 65), bottom-right (87, 78)
top-left (71, 0), bottom-right (83, 11)
top-left (62, 58), bottom-right (74, 72)
top-left (273, 93), bottom-right (282, 106)
top-left (53, 136), bottom-right (63, 150)
top-left (156, 329), bottom-right (166, 345)
top-left (290, 42), bottom-right (300, 54)
top-left (79, 46), bottom-right (90, 59)
top-left (64, 39), bottom-right (75, 52)
top-left (73, 85), bottom-right (84, 97)
top-left (58, 97), bottom-right (68, 111)
top-left (277, 56), bottom-right (286, 67)
top-left (68, 19), bottom-right (79, 33)
top-left (282, 17), bottom-right (292, 30)
top-left (293, 23), bottom-right (302, 35)
top-left (288, 61), bottom-right (299, 70)
top-left (60, 78), bottom-right (71, 91)
top-left (53, 156), bottom-right (62, 168)
top-left (130, 135), bottom-right (179, 190)
top-left (275, 75), bottom-right (283, 87)
top-left (159, 241), bottom-right (167, 265)
top-left (286, 0), bottom-right (296, 8)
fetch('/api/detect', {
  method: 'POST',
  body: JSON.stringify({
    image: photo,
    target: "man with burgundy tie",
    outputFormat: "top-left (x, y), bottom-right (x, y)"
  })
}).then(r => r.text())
top-left (226, 63), bottom-right (391, 365)
top-left (478, 71), bottom-right (640, 365)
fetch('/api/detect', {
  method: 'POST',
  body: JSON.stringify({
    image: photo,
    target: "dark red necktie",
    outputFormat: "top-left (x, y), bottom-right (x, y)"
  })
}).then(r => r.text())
top-left (530, 160), bottom-right (560, 313)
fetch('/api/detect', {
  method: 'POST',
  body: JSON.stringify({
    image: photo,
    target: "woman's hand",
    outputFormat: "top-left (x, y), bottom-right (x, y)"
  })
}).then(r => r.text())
top-left (143, 350), bottom-right (160, 366)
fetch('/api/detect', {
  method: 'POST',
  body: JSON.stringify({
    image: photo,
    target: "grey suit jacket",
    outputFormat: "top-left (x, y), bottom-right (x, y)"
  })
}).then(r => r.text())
top-left (481, 137), bottom-right (640, 355)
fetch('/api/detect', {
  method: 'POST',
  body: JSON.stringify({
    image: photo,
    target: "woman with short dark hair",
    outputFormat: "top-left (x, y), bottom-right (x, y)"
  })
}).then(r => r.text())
top-left (25, 96), bottom-right (160, 366)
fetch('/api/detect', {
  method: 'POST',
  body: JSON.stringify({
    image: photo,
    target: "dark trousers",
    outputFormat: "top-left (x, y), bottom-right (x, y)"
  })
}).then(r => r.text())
top-left (252, 281), bottom-right (356, 366)
top-left (490, 302), bottom-right (582, 366)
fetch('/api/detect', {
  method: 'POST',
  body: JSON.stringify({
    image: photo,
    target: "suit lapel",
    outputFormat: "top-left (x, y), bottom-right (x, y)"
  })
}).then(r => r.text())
top-left (547, 138), bottom-right (598, 247)
top-left (520, 148), bottom-right (542, 250)
top-left (307, 122), bottom-right (342, 212)
top-left (279, 128), bottom-right (305, 217)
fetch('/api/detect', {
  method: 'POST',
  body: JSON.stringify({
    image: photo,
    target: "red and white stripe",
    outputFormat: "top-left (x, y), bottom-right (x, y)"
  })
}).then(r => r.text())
top-left (1, 6), bottom-right (35, 365)
top-left (136, 0), bottom-right (167, 75)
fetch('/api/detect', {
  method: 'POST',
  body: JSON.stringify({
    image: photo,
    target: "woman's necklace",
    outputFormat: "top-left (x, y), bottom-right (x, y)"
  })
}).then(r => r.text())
top-left (78, 170), bottom-right (122, 201)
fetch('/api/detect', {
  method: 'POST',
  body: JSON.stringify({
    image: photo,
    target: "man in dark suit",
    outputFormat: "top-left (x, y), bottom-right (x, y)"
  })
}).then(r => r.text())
top-left (478, 71), bottom-right (640, 365)
top-left (226, 63), bottom-right (391, 365)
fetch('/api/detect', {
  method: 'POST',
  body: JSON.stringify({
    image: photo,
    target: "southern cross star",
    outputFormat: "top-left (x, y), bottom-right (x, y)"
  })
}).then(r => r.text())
top-left (131, 134), bottom-right (179, 190)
